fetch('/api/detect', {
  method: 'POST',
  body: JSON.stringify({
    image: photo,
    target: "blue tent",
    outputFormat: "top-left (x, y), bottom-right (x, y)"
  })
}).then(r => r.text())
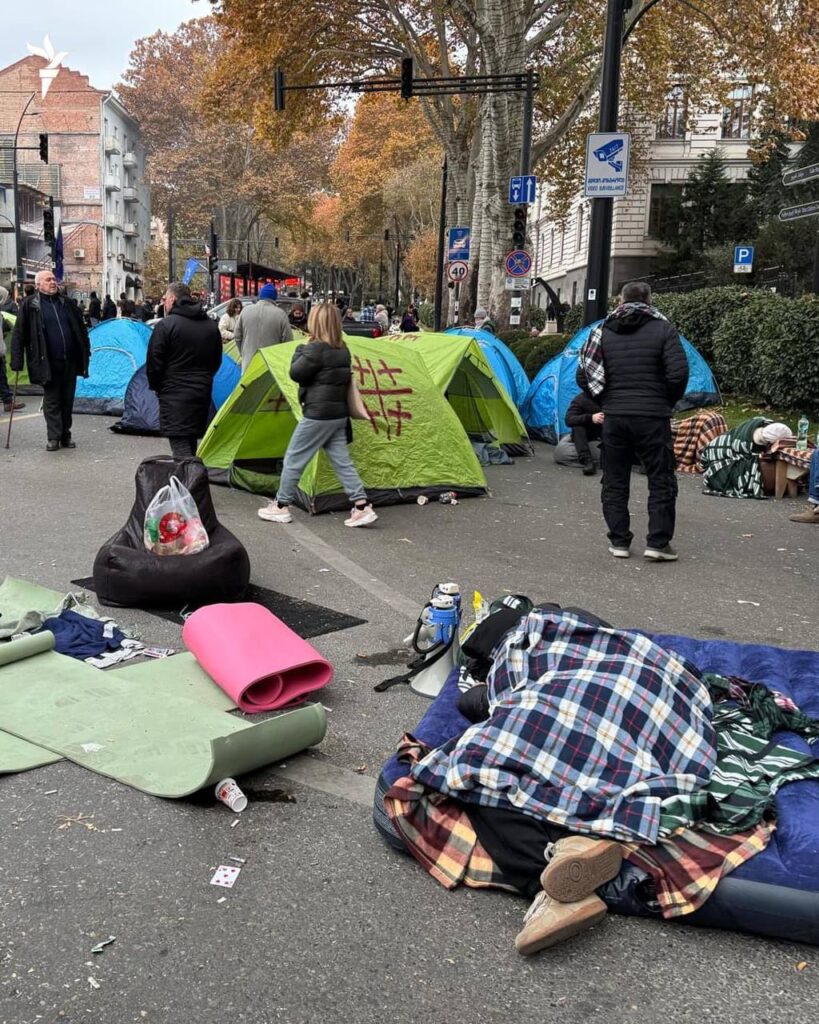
top-left (445, 326), bottom-right (529, 407)
top-left (521, 321), bottom-right (720, 443)
top-left (110, 349), bottom-right (239, 436)
top-left (74, 319), bottom-right (153, 415)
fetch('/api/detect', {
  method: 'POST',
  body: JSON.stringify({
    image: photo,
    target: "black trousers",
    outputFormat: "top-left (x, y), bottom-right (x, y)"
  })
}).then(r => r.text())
top-left (570, 424), bottom-right (601, 462)
top-left (601, 415), bottom-right (677, 549)
top-left (42, 361), bottom-right (78, 442)
top-left (0, 347), bottom-right (12, 402)
top-left (168, 436), bottom-right (198, 459)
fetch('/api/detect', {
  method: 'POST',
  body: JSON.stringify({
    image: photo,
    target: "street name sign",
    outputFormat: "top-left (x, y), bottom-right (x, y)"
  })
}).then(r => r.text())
top-left (508, 175), bottom-right (538, 205)
top-left (584, 132), bottom-right (631, 198)
top-left (779, 200), bottom-right (819, 223)
top-left (505, 250), bottom-right (532, 277)
top-left (447, 260), bottom-right (469, 283)
top-left (734, 245), bottom-right (754, 274)
top-left (447, 226), bottom-right (471, 261)
top-left (782, 163), bottom-right (819, 188)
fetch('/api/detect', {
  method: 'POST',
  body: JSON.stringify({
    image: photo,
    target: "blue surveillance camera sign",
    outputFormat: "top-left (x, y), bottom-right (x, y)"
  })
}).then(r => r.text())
top-left (584, 132), bottom-right (631, 198)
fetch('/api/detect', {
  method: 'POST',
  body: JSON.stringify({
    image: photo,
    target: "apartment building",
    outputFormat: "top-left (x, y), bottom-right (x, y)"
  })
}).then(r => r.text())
top-left (0, 54), bottom-right (150, 300)
top-left (531, 86), bottom-right (757, 311)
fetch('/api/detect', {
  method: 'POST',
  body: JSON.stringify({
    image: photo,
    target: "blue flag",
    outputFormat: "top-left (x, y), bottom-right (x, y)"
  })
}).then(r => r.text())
top-left (54, 225), bottom-right (64, 282)
top-left (182, 257), bottom-right (205, 285)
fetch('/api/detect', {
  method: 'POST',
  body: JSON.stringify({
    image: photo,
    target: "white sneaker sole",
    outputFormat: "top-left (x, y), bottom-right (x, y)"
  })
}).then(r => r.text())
top-left (257, 508), bottom-right (292, 523)
top-left (608, 546), bottom-right (630, 558)
top-left (345, 511), bottom-right (378, 527)
top-left (644, 549), bottom-right (678, 561)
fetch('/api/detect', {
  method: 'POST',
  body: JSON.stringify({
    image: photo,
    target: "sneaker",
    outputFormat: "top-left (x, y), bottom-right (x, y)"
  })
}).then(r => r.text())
top-left (608, 544), bottom-right (630, 558)
top-left (540, 837), bottom-right (623, 904)
top-left (644, 544), bottom-right (678, 561)
top-left (257, 501), bottom-right (292, 523)
top-left (3, 400), bottom-right (25, 412)
top-left (345, 504), bottom-right (378, 528)
top-left (46, 439), bottom-right (60, 452)
top-left (515, 890), bottom-right (607, 956)
top-left (580, 459), bottom-right (597, 477)
top-left (61, 437), bottom-right (76, 449)
top-left (789, 504), bottom-right (819, 524)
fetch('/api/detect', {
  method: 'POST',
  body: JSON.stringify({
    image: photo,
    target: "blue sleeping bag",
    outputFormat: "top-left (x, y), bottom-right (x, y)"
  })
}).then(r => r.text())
top-left (376, 631), bottom-right (819, 945)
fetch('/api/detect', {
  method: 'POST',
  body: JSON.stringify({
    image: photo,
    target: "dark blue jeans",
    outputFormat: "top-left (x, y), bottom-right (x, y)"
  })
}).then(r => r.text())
top-left (809, 449), bottom-right (819, 504)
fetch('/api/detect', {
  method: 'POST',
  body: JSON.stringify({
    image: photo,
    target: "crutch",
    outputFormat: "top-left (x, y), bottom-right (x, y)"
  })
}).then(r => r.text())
top-left (4, 371), bottom-right (19, 449)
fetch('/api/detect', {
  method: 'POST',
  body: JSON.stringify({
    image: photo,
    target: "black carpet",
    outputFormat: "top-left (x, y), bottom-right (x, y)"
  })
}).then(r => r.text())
top-left (70, 578), bottom-right (366, 638)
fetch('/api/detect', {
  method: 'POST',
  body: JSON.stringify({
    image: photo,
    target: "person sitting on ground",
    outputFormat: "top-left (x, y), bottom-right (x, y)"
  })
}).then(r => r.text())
top-left (218, 298), bottom-right (242, 345)
top-left (400, 307), bottom-right (419, 332)
top-left (289, 304), bottom-right (308, 332)
top-left (561, 392), bottom-right (604, 476)
top-left (701, 418), bottom-right (793, 499)
top-left (342, 307), bottom-right (358, 324)
top-left (790, 448), bottom-right (819, 524)
top-left (257, 303), bottom-right (378, 529)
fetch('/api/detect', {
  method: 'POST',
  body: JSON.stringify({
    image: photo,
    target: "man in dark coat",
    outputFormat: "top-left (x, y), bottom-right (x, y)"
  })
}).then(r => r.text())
top-left (87, 291), bottom-right (102, 326)
top-left (146, 282), bottom-right (222, 459)
top-left (564, 392), bottom-right (603, 475)
top-left (577, 280), bottom-right (688, 561)
top-left (10, 270), bottom-right (90, 450)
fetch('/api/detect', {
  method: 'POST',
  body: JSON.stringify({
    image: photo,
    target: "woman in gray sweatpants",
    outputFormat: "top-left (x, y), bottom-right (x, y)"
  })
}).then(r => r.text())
top-left (257, 302), bottom-right (378, 528)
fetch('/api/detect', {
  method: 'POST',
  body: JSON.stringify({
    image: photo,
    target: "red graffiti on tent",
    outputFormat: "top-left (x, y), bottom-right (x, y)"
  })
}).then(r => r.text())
top-left (352, 356), bottom-right (414, 438)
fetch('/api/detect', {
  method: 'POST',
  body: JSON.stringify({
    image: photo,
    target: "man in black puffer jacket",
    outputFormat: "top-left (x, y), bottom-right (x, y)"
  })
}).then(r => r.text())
top-left (146, 282), bottom-right (222, 459)
top-left (577, 281), bottom-right (687, 562)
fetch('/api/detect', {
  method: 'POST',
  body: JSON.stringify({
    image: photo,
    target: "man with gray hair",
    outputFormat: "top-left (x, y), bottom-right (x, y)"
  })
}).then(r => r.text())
top-left (577, 280), bottom-right (688, 562)
top-left (10, 270), bottom-right (90, 449)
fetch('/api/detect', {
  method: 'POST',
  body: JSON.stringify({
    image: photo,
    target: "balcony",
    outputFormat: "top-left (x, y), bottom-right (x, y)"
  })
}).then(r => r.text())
top-left (106, 214), bottom-right (123, 231)
top-left (123, 221), bottom-right (137, 237)
top-left (122, 186), bottom-right (138, 203)
top-left (104, 136), bottom-right (121, 155)
top-left (105, 175), bottom-right (121, 192)
top-left (122, 151), bottom-right (138, 169)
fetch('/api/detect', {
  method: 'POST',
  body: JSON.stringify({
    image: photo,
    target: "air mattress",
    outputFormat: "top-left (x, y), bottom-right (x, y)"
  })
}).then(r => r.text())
top-left (183, 602), bottom-right (333, 712)
top-left (376, 630), bottom-right (819, 945)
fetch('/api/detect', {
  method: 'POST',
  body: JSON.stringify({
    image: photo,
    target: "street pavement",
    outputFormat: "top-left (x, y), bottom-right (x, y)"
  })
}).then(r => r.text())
top-left (1, 407), bottom-right (818, 1024)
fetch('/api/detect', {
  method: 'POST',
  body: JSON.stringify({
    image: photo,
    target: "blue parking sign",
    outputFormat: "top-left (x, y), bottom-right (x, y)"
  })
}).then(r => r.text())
top-left (734, 245), bottom-right (754, 273)
top-left (447, 226), bottom-right (471, 262)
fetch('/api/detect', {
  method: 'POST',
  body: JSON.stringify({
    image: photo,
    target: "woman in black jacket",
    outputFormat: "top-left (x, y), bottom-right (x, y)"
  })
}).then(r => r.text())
top-left (258, 303), bottom-right (377, 528)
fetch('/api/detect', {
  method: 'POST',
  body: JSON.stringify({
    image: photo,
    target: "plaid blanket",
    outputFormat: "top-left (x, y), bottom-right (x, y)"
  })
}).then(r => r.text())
top-left (701, 416), bottom-right (769, 498)
top-left (410, 611), bottom-right (717, 843)
top-left (579, 303), bottom-right (669, 398)
top-left (623, 821), bottom-right (773, 917)
top-left (671, 412), bottom-right (728, 473)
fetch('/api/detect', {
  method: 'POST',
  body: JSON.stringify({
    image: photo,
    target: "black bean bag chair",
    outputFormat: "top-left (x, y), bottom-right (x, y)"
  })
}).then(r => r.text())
top-left (93, 455), bottom-right (250, 609)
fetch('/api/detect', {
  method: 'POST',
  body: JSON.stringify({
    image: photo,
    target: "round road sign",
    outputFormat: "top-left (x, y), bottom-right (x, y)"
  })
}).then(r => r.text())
top-left (505, 249), bottom-right (532, 277)
top-left (447, 260), bottom-right (469, 283)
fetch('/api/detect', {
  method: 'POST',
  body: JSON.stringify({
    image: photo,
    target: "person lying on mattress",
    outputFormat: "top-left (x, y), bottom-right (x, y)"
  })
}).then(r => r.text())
top-left (700, 418), bottom-right (793, 499)
top-left (384, 606), bottom-right (721, 956)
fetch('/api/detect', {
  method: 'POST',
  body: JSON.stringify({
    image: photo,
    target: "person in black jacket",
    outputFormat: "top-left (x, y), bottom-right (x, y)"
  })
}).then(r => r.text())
top-left (101, 294), bottom-right (117, 321)
top-left (87, 291), bottom-right (102, 326)
top-left (10, 270), bottom-right (90, 450)
top-left (146, 282), bottom-right (222, 459)
top-left (577, 281), bottom-right (687, 561)
top-left (564, 392), bottom-right (603, 475)
top-left (257, 302), bottom-right (378, 528)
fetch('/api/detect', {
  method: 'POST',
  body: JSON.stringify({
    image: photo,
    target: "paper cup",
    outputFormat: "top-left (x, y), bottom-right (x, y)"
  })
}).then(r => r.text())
top-left (417, 495), bottom-right (428, 505)
top-left (215, 778), bottom-right (248, 812)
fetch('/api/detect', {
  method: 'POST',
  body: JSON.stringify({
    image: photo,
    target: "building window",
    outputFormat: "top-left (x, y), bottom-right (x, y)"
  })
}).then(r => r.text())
top-left (648, 182), bottom-right (684, 240)
top-left (722, 85), bottom-right (753, 139)
top-left (576, 205), bottom-right (584, 251)
top-left (571, 280), bottom-right (577, 306)
top-left (559, 228), bottom-right (565, 264)
top-left (657, 86), bottom-right (687, 140)
top-left (549, 228), bottom-right (555, 266)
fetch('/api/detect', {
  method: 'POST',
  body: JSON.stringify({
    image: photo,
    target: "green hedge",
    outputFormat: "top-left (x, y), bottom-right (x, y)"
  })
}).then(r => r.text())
top-left (503, 333), bottom-right (568, 378)
top-left (653, 286), bottom-right (758, 363)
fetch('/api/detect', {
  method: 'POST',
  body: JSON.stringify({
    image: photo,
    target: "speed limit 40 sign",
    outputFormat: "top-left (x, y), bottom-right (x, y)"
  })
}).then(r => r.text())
top-left (447, 260), bottom-right (469, 283)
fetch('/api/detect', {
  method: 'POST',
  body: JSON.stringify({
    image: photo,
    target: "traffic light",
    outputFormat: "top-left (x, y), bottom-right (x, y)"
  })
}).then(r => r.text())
top-left (512, 205), bottom-right (527, 249)
top-left (400, 57), bottom-right (413, 100)
top-left (42, 201), bottom-right (55, 246)
top-left (38, 133), bottom-right (48, 164)
top-left (273, 69), bottom-right (285, 112)
top-left (209, 230), bottom-right (219, 275)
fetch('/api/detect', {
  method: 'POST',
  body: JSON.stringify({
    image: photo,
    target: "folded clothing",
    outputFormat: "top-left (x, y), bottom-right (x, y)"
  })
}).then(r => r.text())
top-left (40, 609), bottom-right (140, 663)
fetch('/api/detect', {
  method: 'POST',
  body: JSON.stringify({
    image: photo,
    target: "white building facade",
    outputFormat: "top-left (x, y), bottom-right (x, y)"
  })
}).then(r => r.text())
top-left (531, 87), bottom-right (758, 311)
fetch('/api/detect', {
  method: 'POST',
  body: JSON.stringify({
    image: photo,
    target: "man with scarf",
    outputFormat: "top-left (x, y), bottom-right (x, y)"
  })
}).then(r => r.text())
top-left (577, 281), bottom-right (687, 561)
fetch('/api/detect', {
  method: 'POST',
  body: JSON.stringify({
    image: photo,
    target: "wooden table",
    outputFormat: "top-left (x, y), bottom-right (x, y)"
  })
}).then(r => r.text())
top-left (768, 445), bottom-right (815, 499)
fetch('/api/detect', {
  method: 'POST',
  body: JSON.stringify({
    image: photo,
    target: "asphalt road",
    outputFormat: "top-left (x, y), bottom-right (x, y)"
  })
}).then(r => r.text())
top-left (1, 407), bottom-right (817, 1024)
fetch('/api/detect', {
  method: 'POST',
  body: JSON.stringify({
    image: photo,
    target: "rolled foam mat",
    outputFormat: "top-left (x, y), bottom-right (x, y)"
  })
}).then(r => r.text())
top-left (183, 602), bottom-right (334, 712)
top-left (0, 631), bottom-right (55, 665)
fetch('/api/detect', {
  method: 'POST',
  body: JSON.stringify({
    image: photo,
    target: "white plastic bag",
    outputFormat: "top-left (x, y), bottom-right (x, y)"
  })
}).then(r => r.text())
top-left (143, 475), bottom-right (209, 556)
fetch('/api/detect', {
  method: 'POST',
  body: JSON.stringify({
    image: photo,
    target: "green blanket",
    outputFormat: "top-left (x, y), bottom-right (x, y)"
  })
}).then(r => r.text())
top-left (701, 416), bottom-right (769, 499)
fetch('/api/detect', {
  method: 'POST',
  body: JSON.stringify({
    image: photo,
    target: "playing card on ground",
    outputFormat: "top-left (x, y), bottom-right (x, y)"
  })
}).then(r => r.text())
top-left (210, 865), bottom-right (241, 888)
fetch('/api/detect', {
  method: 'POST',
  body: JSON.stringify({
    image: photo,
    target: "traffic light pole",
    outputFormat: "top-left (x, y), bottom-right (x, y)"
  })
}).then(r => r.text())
top-left (583, 0), bottom-right (627, 326)
top-left (510, 72), bottom-right (536, 328)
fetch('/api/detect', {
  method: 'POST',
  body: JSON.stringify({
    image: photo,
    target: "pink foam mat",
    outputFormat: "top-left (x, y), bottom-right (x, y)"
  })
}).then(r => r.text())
top-left (182, 603), bottom-right (333, 712)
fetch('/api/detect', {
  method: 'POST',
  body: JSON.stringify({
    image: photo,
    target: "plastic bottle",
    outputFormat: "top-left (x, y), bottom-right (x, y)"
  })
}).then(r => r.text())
top-left (438, 491), bottom-right (458, 505)
top-left (797, 414), bottom-right (809, 451)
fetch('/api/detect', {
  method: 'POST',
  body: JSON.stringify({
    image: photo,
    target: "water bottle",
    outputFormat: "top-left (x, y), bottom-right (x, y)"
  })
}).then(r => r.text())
top-left (797, 414), bottom-right (809, 451)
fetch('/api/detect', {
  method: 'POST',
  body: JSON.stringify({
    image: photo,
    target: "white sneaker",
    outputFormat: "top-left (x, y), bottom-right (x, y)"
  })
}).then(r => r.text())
top-left (345, 504), bottom-right (378, 527)
top-left (257, 501), bottom-right (292, 523)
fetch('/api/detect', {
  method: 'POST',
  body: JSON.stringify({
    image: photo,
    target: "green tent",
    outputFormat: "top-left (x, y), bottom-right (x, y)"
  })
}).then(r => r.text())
top-left (197, 337), bottom-right (487, 512)
top-left (1, 312), bottom-right (30, 387)
top-left (381, 332), bottom-right (531, 450)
